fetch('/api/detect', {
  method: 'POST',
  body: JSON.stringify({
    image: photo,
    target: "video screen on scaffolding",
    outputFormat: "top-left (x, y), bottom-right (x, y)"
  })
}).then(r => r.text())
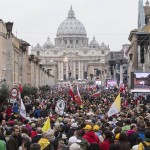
top-left (133, 72), bottom-right (150, 89)
top-left (106, 79), bottom-right (117, 88)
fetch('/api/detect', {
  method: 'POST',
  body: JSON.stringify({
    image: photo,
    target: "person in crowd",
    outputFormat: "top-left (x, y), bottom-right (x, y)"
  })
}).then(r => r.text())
top-left (100, 130), bottom-right (115, 150)
top-left (13, 103), bottom-right (19, 114)
top-left (38, 133), bottom-right (54, 150)
top-left (5, 105), bottom-right (12, 118)
top-left (34, 106), bottom-right (41, 118)
top-left (57, 138), bottom-right (66, 150)
top-left (67, 122), bottom-right (78, 139)
top-left (30, 143), bottom-right (41, 150)
top-left (115, 131), bottom-right (131, 150)
top-left (74, 130), bottom-right (89, 150)
top-left (32, 127), bottom-right (42, 143)
top-left (0, 139), bottom-right (6, 150)
top-left (69, 143), bottom-right (80, 150)
top-left (7, 126), bottom-right (21, 150)
top-left (83, 125), bottom-right (100, 147)
top-left (137, 130), bottom-right (150, 150)
top-left (0, 120), bottom-right (8, 131)
top-left (132, 137), bottom-right (143, 150)
top-left (122, 119), bottom-right (131, 132)
top-left (127, 123), bottom-right (139, 148)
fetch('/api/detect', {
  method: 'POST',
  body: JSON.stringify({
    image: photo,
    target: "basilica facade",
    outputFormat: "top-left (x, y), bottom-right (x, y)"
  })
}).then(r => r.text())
top-left (31, 7), bottom-right (110, 84)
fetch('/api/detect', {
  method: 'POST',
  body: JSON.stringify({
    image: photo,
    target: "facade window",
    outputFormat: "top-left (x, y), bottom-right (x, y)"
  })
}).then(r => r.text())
top-left (76, 52), bottom-right (78, 55)
top-left (63, 52), bottom-right (66, 55)
top-left (76, 40), bottom-right (78, 44)
top-left (70, 40), bottom-right (73, 44)
top-left (65, 40), bottom-right (67, 44)
top-left (102, 50), bottom-right (105, 54)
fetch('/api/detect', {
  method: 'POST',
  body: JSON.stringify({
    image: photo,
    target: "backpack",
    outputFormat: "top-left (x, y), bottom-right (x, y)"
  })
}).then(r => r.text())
top-left (142, 141), bottom-right (150, 150)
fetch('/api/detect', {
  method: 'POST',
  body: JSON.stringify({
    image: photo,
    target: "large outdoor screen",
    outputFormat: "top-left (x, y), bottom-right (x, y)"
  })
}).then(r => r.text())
top-left (133, 72), bottom-right (150, 89)
top-left (106, 79), bottom-right (117, 88)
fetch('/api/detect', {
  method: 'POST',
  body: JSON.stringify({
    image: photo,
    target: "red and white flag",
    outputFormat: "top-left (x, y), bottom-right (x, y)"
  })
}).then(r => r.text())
top-left (92, 91), bottom-right (101, 97)
top-left (68, 83), bottom-right (75, 102)
top-left (75, 84), bottom-right (82, 106)
top-left (19, 84), bottom-right (23, 93)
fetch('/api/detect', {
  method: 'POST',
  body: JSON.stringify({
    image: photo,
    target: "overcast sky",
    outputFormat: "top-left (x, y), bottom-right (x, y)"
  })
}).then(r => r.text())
top-left (0, 0), bottom-right (144, 51)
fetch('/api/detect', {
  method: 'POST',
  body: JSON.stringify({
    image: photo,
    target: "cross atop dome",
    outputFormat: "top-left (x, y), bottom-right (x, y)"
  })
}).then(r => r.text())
top-left (68, 6), bottom-right (76, 19)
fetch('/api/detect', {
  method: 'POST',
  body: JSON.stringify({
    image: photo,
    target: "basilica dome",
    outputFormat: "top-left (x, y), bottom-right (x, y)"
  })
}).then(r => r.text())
top-left (90, 37), bottom-right (99, 46)
top-left (43, 37), bottom-right (54, 49)
top-left (57, 6), bottom-right (87, 37)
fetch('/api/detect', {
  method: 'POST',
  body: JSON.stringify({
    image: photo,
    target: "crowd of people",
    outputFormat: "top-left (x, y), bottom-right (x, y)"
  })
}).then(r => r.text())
top-left (0, 84), bottom-right (149, 150)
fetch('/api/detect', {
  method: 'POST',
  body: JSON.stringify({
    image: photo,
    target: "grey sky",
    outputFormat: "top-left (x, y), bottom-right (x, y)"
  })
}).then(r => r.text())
top-left (0, 0), bottom-right (141, 51)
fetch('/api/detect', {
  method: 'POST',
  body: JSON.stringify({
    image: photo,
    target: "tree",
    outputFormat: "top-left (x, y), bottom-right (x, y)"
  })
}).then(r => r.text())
top-left (0, 83), bottom-right (10, 104)
top-left (39, 85), bottom-right (48, 92)
top-left (30, 86), bottom-right (38, 96)
top-left (21, 85), bottom-right (38, 99)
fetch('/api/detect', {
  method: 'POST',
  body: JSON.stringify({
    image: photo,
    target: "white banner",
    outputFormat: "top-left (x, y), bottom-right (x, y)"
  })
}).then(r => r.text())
top-left (19, 94), bottom-right (26, 118)
top-left (55, 100), bottom-right (65, 116)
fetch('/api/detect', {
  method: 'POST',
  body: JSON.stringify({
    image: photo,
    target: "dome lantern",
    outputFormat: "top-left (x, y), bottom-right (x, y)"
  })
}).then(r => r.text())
top-left (68, 6), bottom-right (76, 19)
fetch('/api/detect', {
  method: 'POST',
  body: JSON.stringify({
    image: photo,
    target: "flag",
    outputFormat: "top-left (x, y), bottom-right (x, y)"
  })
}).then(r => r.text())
top-left (107, 93), bottom-right (121, 117)
top-left (19, 84), bottom-right (23, 93)
top-left (75, 84), bottom-right (82, 106)
top-left (55, 100), bottom-right (65, 116)
top-left (92, 91), bottom-right (101, 97)
top-left (42, 117), bottom-right (51, 132)
top-left (19, 95), bottom-right (26, 118)
top-left (68, 83), bottom-right (75, 102)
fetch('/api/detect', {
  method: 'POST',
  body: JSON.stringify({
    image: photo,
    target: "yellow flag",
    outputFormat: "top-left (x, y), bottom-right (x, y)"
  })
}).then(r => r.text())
top-left (114, 93), bottom-right (121, 111)
top-left (107, 93), bottom-right (121, 117)
top-left (42, 117), bottom-right (51, 132)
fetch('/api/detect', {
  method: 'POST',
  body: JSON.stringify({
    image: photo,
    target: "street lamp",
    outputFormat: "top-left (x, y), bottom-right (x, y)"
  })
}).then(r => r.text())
top-left (21, 43), bottom-right (30, 53)
top-left (5, 22), bottom-right (13, 38)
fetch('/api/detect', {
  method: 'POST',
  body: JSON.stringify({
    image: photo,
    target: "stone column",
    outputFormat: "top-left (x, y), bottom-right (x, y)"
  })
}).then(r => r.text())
top-left (66, 62), bottom-right (68, 79)
top-left (36, 64), bottom-right (39, 87)
top-left (58, 62), bottom-right (61, 80)
top-left (120, 64), bottom-right (123, 84)
top-left (78, 61), bottom-right (81, 79)
top-left (80, 62), bottom-right (83, 79)
top-left (60, 62), bottom-right (63, 80)
top-left (73, 61), bottom-right (76, 79)
top-left (113, 66), bottom-right (116, 79)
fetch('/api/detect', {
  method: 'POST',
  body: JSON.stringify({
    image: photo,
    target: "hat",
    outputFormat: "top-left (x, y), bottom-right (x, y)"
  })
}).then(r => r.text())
top-left (115, 133), bottom-right (120, 140)
top-left (71, 123), bottom-right (78, 128)
top-left (93, 125), bottom-right (100, 131)
top-left (69, 143), bottom-right (80, 150)
top-left (62, 134), bottom-right (67, 139)
top-left (69, 136), bottom-right (78, 144)
top-left (83, 125), bottom-right (92, 131)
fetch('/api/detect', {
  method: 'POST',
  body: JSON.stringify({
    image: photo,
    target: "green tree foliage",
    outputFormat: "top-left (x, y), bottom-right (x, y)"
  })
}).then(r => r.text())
top-left (0, 84), bottom-right (9, 104)
top-left (39, 85), bottom-right (48, 92)
top-left (21, 85), bottom-right (38, 98)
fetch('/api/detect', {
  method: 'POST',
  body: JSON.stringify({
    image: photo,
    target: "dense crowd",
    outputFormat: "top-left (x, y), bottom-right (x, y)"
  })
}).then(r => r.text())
top-left (0, 85), bottom-right (150, 150)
